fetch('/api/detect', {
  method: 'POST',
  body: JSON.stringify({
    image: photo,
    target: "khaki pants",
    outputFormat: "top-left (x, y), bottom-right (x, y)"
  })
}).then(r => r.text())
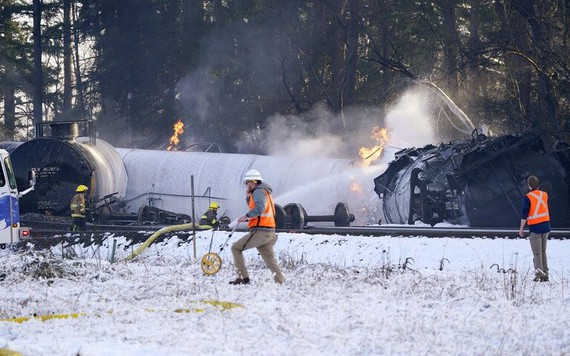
top-left (231, 229), bottom-right (284, 283)
top-left (529, 231), bottom-right (549, 278)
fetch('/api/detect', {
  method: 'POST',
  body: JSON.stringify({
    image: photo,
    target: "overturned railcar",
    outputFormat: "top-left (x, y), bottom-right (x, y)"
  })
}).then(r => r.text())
top-left (374, 131), bottom-right (570, 228)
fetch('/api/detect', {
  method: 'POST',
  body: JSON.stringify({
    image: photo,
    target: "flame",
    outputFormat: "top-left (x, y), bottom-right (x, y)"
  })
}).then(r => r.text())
top-left (358, 126), bottom-right (389, 167)
top-left (167, 119), bottom-right (185, 151)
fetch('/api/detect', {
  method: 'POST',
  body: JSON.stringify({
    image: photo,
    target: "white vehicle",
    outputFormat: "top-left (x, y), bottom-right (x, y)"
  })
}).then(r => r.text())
top-left (0, 149), bottom-right (35, 248)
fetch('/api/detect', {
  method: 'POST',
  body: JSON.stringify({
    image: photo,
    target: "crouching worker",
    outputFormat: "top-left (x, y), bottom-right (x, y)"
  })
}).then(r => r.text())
top-left (229, 169), bottom-right (284, 285)
top-left (199, 201), bottom-right (220, 228)
top-left (71, 184), bottom-right (89, 231)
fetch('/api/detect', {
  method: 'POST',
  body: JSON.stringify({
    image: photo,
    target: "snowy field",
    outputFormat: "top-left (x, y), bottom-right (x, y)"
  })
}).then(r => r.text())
top-left (1, 229), bottom-right (570, 355)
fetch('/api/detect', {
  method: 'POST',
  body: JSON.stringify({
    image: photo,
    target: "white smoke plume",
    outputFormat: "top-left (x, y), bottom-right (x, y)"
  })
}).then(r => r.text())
top-left (259, 86), bottom-right (451, 160)
top-left (383, 88), bottom-right (438, 150)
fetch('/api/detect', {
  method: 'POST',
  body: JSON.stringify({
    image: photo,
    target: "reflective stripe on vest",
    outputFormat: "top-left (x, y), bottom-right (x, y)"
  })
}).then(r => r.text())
top-left (70, 194), bottom-right (86, 218)
top-left (526, 190), bottom-right (550, 225)
top-left (247, 189), bottom-right (276, 229)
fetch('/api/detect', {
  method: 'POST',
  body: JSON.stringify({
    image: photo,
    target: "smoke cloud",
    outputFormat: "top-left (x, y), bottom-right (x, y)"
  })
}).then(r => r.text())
top-left (172, 22), bottom-right (476, 224)
top-left (384, 88), bottom-right (438, 150)
top-left (176, 69), bottom-right (214, 124)
top-left (256, 86), bottom-right (458, 161)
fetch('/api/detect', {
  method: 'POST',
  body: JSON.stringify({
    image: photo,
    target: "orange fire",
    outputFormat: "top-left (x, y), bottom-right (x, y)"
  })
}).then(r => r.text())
top-left (358, 126), bottom-right (389, 167)
top-left (167, 119), bottom-right (185, 151)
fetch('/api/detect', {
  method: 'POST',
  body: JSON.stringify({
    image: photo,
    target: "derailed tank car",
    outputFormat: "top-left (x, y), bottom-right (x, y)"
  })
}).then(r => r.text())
top-left (374, 131), bottom-right (570, 228)
top-left (6, 121), bottom-right (357, 227)
top-left (7, 122), bottom-right (199, 225)
top-left (8, 122), bottom-right (128, 218)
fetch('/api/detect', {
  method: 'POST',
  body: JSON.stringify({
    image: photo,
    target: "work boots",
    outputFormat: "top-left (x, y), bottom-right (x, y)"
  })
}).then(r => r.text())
top-left (229, 277), bottom-right (250, 285)
top-left (533, 272), bottom-right (549, 282)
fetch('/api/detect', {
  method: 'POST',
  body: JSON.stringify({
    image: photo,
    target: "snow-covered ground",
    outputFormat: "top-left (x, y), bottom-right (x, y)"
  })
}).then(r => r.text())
top-left (1, 229), bottom-right (570, 355)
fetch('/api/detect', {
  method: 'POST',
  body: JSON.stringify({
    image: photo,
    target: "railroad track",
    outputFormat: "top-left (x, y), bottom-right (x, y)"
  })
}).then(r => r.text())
top-left (23, 222), bottom-right (570, 241)
top-left (18, 220), bottom-right (197, 249)
top-left (279, 226), bottom-right (570, 239)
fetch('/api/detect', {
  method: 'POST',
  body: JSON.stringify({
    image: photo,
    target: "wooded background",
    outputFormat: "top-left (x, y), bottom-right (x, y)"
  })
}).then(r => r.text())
top-left (1, 0), bottom-right (569, 153)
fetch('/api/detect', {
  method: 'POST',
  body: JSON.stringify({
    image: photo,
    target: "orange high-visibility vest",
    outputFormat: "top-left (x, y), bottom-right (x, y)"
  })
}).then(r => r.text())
top-left (247, 188), bottom-right (276, 229)
top-left (526, 190), bottom-right (550, 225)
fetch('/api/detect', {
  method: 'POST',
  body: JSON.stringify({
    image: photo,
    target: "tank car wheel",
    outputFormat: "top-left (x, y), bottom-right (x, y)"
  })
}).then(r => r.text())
top-left (274, 204), bottom-right (287, 229)
top-left (283, 203), bottom-right (306, 229)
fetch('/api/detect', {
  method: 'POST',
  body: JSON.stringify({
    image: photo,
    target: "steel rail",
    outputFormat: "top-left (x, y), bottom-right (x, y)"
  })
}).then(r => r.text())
top-left (25, 223), bottom-right (570, 240)
top-left (276, 226), bottom-right (570, 239)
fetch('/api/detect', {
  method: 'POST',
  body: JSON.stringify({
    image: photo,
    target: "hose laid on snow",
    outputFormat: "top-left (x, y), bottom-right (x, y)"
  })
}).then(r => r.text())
top-left (0, 348), bottom-right (23, 356)
top-left (125, 223), bottom-right (199, 261)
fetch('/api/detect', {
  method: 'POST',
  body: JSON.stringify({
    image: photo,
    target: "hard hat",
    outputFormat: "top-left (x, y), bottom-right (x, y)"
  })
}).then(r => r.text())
top-left (76, 184), bottom-right (88, 193)
top-left (209, 201), bottom-right (220, 209)
top-left (243, 169), bottom-right (263, 182)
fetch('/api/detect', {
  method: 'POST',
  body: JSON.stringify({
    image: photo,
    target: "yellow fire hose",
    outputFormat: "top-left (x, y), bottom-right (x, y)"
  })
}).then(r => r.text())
top-left (0, 313), bottom-right (86, 323)
top-left (0, 301), bottom-right (243, 324)
top-left (126, 223), bottom-right (200, 261)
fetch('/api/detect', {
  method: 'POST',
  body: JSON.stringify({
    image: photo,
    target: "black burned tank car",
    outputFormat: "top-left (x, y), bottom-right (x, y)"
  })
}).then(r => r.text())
top-left (9, 123), bottom-right (127, 216)
top-left (374, 131), bottom-right (570, 228)
top-left (11, 137), bottom-right (95, 215)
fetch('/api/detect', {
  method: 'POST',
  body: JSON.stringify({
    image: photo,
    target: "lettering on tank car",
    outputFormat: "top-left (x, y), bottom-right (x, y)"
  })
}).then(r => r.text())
top-left (38, 201), bottom-right (58, 210)
top-left (37, 166), bottom-right (60, 178)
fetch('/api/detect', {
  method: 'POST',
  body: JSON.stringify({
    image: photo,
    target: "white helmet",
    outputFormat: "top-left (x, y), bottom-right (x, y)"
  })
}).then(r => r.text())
top-left (243, 169), bottom-right (263, 182)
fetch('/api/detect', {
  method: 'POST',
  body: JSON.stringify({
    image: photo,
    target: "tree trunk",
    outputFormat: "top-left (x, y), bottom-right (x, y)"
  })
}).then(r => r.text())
top-left (511, 0), bottom-right (557, 131)
top-left (466, 0), bottom-right (487, 99)
top-left (438, 1), bottom-right (460, 95)
top-left (3, 87), bottom-right (16, 140)
top-left (329, 0), bottom-right (344, 115)
top-left (496, 0), bottom-right (533, 125)
top-left (343, 0), bottom-right (359, 108)
top-left (63, 0), bottom-right (72, 115)
top-left (72, 1), bottom-right (85, 119)
top-left (522, 0), bottom-right (558, 132)
top-left (33, 0), bottom-right (43, 137)
top-left (328, 0), bottom-right (360, 128)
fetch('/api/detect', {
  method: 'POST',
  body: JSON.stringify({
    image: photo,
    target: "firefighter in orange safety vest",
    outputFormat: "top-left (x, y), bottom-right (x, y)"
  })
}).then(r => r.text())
top-left (229, 169), bottom-right (284, 285)
top-left (518, 175), bottom-right (551, 282)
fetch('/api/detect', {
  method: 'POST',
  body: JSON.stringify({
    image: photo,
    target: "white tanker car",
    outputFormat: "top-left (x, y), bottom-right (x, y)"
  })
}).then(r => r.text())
top-left (4, 122), bottom-right (378, 229)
